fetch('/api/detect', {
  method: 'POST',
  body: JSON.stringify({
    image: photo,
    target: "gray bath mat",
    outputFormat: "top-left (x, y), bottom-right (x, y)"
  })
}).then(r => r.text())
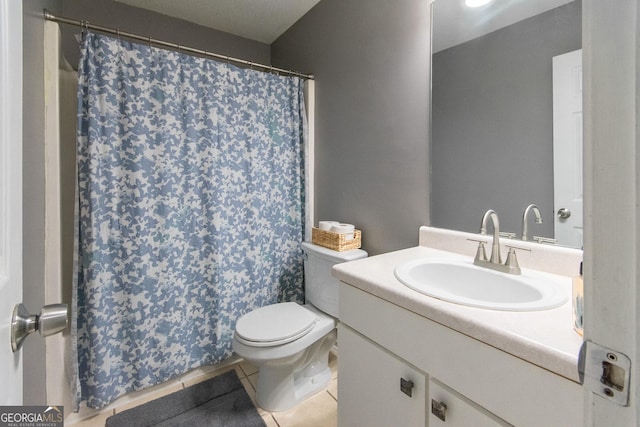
top-left (106, 370), bottom-right (266, 427)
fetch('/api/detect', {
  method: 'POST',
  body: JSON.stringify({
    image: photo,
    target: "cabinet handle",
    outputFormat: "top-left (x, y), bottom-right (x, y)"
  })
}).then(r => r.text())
top-left (400, 378), bottom-right (414, 397)
top-left (431, 399), bottom-right (447, 422)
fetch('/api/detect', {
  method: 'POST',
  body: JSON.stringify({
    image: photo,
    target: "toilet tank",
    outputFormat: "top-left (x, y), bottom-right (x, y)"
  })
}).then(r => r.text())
top-left (301, 242), bottom-right (368, 318)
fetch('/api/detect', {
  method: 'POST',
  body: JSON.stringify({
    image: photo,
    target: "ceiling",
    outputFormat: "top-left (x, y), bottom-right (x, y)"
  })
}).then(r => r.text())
top-left (114, 0), bottom-right (574, 48)
top-left (433, 0), bottom-right (575, 52)
top-left (114, 0), bottom-right (323, 44)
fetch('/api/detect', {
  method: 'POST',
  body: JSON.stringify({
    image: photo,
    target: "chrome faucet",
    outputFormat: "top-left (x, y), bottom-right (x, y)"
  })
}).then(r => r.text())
top-left (471, 209), bottom-right (526, 275)
top-left (521, 204), bottom-right (543, 241)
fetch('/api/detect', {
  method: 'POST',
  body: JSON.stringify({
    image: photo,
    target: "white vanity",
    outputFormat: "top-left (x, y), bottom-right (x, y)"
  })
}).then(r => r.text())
top-left (333, 227), bottom-right (584, 427)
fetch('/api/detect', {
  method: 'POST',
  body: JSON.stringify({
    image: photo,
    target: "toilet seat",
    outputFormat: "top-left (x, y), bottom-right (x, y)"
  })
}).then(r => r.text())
top-left (235, 302), bottom-right (318, 347)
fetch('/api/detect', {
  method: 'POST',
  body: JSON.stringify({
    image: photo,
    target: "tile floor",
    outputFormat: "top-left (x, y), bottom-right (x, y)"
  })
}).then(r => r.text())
top-left (67, 351), bottom-right (338, 427)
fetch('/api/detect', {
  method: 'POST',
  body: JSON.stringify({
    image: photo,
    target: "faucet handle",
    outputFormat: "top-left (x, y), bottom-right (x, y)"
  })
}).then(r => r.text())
top-left (533, 236), bottom-right (557, 245)
top-left (467, 238), bottom-right (488, 262)
top-left (504, 245), bottom-right (532, 275)
top-left (499, 231), bottom-right (516, 239)
top-left (504, 248), bottom-right (521, 274)
top-left (504, 244), bottom-right (532, 254)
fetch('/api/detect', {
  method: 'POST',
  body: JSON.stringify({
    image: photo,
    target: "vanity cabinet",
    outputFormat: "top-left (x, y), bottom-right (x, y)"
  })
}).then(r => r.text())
top-left (338, 322), bottom-right (508, 427)
top-left (337, 282), bottom-right (583, 427)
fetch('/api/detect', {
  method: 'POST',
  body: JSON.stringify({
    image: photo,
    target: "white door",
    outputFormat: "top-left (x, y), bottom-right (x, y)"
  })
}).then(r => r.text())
top-left (552, 49), bottom-right (583, 248)
top-left (583, 1), bottom-right (638, 425)
top-left (338, 325), bottom-right (426, 427)
top-left (0, 0), bottom-right (23, 405)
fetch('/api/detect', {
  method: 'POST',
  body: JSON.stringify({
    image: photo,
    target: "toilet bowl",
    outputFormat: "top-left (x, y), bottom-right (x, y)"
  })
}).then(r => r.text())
top-left (233, 303), bottom-right (336, 411)
top-left (232, 242), bottom-right (367, 412)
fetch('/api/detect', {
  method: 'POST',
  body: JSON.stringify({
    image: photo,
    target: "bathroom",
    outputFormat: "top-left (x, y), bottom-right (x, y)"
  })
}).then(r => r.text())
top-left (4, 0), bottom-right (638, 425)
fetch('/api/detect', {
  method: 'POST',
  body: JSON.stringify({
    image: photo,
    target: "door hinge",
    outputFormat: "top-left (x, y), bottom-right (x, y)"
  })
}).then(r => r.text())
top-left (578, 341), bottom-right (631, 406)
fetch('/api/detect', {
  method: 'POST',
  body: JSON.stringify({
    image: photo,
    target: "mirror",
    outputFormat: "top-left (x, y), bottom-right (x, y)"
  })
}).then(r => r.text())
top-left (430, 0), bottom-right (582, 248)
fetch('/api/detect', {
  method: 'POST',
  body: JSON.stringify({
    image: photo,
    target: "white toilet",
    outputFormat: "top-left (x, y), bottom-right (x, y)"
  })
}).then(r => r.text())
top-left (232, 242), bottom-right (367, 411)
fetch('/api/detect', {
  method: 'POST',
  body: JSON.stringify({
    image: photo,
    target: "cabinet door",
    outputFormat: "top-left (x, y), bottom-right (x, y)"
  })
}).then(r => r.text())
top-left (338, 324), bottom-right (426, 427)
top-left (429, 379), bottom-right (511, 426)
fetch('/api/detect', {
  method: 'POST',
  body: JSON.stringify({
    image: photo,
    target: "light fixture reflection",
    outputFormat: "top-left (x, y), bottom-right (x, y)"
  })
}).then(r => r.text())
top-left (465, 0), bottom-right (493, 8)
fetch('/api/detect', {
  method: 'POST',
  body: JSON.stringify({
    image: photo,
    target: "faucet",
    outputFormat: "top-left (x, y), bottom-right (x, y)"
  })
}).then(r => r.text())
top-left (521, 204), bottom-right (543, 241)
top-left (479, 209), bottom-right (502, 264)
top-left (471, 209), bottom-right (526, 275)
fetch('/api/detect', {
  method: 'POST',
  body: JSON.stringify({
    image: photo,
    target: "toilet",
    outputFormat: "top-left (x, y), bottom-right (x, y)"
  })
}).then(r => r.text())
top-left (232, 242), bottom-right (367, 411)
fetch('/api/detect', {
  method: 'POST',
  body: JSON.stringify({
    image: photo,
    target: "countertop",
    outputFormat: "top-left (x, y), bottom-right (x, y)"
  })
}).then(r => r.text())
top-left (332, 234), bottom-right (584, 383)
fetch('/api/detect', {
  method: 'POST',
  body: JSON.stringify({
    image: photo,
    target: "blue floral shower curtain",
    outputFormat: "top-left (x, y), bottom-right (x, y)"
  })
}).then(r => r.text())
top-left (71, 32), bottom-right (307, 410)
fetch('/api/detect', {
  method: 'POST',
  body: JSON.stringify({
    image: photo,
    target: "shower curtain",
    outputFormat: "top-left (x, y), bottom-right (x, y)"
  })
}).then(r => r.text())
top-left (72, 31), bottom-right (307, 410)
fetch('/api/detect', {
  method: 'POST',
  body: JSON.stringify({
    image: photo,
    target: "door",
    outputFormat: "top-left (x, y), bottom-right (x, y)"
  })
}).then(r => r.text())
top-left (583, 1), bottom-right (638, 425)
top-left (0, 0), bottom-right (23, 405)
top-left (429, 379), bottom-right (510, 426)
top-left (552, 49), bottom-right (583, 248)
top-left (338, 324), bottom-right (426, 427)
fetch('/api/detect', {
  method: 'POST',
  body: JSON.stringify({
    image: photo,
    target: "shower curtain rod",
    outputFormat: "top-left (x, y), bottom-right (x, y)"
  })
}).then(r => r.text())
top-left (43, 9), bottom-right (315, 80)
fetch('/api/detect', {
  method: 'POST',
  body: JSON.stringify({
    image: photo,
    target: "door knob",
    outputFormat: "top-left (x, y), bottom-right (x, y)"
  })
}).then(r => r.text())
top-left (11, 303), bottom-right (69, 352)
top-left (557, 208), bottom-right (572, 219)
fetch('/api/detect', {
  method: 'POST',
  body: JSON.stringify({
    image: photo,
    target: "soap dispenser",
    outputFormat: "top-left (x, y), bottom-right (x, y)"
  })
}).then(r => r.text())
top-left (572, 261), bottom-right (584, 336)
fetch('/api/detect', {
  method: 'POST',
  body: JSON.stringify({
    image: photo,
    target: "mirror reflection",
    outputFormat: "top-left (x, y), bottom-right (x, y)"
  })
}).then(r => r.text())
top-left (430, 0), bottom-right (583, 248)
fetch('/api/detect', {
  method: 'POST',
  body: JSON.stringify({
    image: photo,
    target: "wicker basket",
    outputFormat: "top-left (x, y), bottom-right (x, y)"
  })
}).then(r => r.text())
top-left (311, 227), bottom-right (362, 251)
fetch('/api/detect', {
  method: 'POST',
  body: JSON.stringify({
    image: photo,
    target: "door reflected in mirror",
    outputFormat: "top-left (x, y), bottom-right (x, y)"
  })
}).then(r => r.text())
top-left (430, 0), bottom-right (583, 248)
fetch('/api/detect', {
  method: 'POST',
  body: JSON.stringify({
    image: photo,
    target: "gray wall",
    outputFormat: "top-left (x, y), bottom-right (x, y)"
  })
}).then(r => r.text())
top-left (431, 1), bottom-right (581, 237)
top-left (272, 0), bottom-right (431, 255)
top-left (22, 0), bottom-right (63, 405)
top-left (60, 0), bottom-right (270, 69)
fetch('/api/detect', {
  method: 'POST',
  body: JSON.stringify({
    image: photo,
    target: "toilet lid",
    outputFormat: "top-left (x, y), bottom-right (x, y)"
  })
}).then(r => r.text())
top-left (235, 302), bottom-right (318, 347)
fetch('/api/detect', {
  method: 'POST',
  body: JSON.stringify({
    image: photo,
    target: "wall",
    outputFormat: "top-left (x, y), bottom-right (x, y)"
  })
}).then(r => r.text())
top-left (431, 2), bottom-right (581, 237)
top-left (271, 0), bottom-right (431, 255)
top-left (22, 0), bottom-right (63, 405)
top-left (60, 0), bottom-right (270, 69)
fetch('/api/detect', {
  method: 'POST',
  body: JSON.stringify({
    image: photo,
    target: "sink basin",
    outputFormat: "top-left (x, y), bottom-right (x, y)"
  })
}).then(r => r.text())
top-left (394, 258), bottom-right (568, 311)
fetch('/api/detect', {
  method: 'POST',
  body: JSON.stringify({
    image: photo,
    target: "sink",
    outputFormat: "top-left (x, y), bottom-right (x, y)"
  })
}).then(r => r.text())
top-left (394, 258), bottom-right (568, 311)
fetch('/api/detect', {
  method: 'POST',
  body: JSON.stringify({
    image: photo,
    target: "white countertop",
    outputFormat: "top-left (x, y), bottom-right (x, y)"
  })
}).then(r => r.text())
top-left (332, 227), bottom-right (584, 383)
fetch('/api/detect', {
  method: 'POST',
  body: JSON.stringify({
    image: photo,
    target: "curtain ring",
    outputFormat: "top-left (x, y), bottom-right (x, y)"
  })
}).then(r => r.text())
top-left (148, 35), bottom-right (152, 47)
top-left (116, 28), bottom-right (120, 40)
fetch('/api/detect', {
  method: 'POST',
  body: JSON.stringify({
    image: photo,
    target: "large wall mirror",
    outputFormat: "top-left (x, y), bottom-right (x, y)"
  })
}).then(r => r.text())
top-left (430, 0), bottom-right (583, 248)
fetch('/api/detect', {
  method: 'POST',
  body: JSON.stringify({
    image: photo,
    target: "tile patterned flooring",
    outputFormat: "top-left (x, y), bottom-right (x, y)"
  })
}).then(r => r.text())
top-left (67, 351), bottom-right (338, 427)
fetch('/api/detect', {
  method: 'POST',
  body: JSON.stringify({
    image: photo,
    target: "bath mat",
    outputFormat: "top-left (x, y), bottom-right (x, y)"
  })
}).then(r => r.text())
top-left (106, 370), bottom-right (265, 427)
